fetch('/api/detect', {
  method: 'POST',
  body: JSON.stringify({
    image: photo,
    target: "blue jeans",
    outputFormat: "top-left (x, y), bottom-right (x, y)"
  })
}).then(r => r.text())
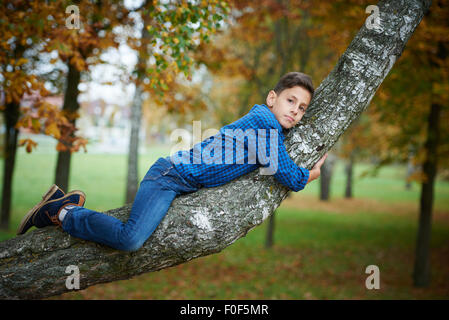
top-left (62, 156), bottom-right (201, 251)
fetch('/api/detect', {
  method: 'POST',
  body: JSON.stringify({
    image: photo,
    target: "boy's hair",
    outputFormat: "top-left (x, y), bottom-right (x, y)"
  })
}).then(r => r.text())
top-left (273, 72), bottom-right (314, 98)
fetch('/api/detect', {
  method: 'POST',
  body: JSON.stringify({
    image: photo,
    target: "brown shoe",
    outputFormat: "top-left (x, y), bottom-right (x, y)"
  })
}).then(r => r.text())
top-left (17, 186), bottom-right (85, 235)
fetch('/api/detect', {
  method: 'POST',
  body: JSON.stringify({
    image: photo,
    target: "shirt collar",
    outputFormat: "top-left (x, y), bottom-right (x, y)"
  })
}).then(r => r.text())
top-left (259, 104), bottom-right (286, 133)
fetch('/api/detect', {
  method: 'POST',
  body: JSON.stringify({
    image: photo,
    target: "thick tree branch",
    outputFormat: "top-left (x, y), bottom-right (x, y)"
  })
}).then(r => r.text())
top-left (0, 0), bottom-right (431, 299)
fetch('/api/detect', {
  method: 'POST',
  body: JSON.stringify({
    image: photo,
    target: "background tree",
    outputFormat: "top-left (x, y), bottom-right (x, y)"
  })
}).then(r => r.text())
top-left (312, 0), bottom-right (448, 287)
top-left (319, 153), bottom-right (337, 201)
top-left (43, 0), bottom-right (131, 193)
top-left (125, 0), bottom-right (229, 203)
top-left (368, 1), bottom-right (448, 287)
top-left (0, 0), bottom-right (60, 229)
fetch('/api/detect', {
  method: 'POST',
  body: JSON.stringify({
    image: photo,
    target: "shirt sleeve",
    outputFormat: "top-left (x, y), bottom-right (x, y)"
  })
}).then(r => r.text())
top-left (253, 106), bottom-right (310, 192)
top-left (272, 139), bottom-right (310, 192)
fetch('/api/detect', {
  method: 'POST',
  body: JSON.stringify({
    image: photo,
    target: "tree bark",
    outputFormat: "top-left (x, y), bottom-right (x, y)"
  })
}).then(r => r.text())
top-left (0, 102), bottom-right (20, 230)
top-left (0, 0), bottom-right (432, 299)
top-left (54, 62), bottom-right (81, 193)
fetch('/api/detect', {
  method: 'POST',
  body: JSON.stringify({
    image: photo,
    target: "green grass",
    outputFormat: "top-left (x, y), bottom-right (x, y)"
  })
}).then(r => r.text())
top-left (54, 207), bottom-right (449, 300)
top-left (301, 162), bottom-right (449, 210)
top-left (1, 145), bottom-right (449, 299)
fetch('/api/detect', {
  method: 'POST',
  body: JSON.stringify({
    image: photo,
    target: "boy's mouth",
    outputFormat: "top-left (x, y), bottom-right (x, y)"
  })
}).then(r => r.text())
top-left (285, 115), bottom-right (294, 123)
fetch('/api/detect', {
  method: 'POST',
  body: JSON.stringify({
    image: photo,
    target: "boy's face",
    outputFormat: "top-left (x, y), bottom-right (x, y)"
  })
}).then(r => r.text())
top-left (266, 86), bottom-right (312, 129)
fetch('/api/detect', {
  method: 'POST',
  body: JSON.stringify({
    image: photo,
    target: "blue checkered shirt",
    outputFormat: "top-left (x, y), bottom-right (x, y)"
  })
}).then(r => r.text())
top-left (169, 104), bottom-right (310, 192)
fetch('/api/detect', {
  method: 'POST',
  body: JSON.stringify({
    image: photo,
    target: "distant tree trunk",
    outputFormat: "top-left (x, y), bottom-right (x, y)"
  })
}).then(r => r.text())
top-left (345, 150), bottom-right (355, 198)
top-left (413, 33), bottom-right (446, 287)
top-left (1, 44), bottom-right (25, 230)
top-left (265, 211), bottom-right (276, 248)
top-left (0, 102), bottom-right (20, 230)
top-left (405, 147), bottom-right (415, 190)
top-left (413, 108), bottom-right (441, 287)
top-left (125, 86), bottom-right (143, 203)
top-left (0, 0), bottom-right (431, 299)
top-left (54, 62), bottom-right (81, 193)
top-left (320, 154), bottom-right (336, 201)
top-left (125, 12), bottom-right (152, 204)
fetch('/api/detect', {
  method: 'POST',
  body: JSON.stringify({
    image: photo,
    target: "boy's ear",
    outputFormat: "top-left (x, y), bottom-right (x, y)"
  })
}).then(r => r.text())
top-left (266, 90), bottom-right (276, 108)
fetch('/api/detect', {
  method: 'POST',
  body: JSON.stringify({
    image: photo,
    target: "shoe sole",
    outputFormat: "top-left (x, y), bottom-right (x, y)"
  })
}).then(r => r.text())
top-left (16, 185), bottom-right (86, 235)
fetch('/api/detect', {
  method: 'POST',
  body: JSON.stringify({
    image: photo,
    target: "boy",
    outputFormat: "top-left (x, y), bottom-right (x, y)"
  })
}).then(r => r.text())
top-left (17, 72), bottom-right (328, 251)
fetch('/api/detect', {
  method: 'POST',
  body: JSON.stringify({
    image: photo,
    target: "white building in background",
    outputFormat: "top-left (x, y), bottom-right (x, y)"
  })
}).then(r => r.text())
top-left (15, 92), bottom-right (153, 155)
top-left (78, 99), bottom-right (135, 154)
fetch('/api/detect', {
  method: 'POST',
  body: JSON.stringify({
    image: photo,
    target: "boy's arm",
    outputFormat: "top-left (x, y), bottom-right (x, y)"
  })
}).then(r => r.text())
top-left (267, 141), bottom-right (327, 191)
top-left (252, 106), bottom-right (326, 191)
top-left (257, 131), bottom-right (309, 192)
top-left (272, 140), bottom-right (310, 192)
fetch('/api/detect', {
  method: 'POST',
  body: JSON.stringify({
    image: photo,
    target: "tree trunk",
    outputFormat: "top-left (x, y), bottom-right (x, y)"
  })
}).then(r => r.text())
top-left (125, 86), bottom-right (143, 204)
top-left (412, 30), bottom-right (446, 287)
top-left (405, 152), bottom-right (413, 190)
top-left (345, 150), bottom-right (354, 198)
top-left (265, 211), bottom-right (276, 248)
top-left (0, 0), bottom-right (432, 299)
top-left (54, 63), bottom-right (81, 193)
top-left (320, 153), bottom-right (336, 201)
top-left (405, 146), bottom-right (416, 190)
top-left (412, 109), bottom-right (441, 287)
top-left (125, 11), bottom-right (153, 204)
top-left (0, 103), bottom-right (20, 230)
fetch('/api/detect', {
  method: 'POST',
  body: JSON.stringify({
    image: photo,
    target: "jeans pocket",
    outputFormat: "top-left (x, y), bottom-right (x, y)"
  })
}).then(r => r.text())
top-left (143, 159), bottom-right (174, 182)
top-left (143, 171), bottom-right (162, 181)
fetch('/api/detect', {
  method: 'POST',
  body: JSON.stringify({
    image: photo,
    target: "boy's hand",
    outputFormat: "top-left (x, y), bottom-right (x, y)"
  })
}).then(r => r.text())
top-left (307, 153), bottom-right (328, 184)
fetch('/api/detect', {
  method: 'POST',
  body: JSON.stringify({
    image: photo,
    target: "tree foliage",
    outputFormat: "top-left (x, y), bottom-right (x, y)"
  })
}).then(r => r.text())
top-left (1, 0), bottom-right (230, 152)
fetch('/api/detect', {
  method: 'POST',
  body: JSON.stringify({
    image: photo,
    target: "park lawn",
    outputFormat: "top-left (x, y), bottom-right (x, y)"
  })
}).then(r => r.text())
top-left (1, 145), bottom-right (448, 299)
top-left (54, 203), bottom-right (449, 300)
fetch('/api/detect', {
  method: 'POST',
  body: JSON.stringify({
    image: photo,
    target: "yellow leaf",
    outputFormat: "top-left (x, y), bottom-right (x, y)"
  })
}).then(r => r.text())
top-left (45, 122), bottom-right (61, 139)
top-left (18, 139), bottom-right (27, 147)
top-left (16, 58), bottom-right (28, 66)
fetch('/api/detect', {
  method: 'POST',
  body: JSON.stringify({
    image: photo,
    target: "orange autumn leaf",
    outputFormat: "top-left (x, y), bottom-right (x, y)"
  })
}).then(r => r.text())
top-left (56, 142), bottom-right (69, 152)
top-left (18, 138), bottom-right (38, 153)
